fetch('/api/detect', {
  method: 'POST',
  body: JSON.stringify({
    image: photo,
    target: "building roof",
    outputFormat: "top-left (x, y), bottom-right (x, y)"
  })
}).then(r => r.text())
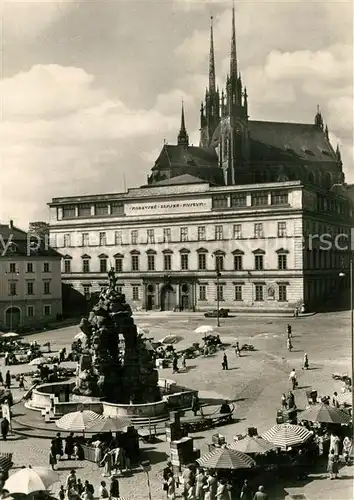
top-left (145, 173), bottom-right (211, 187)
top-left (0, 223), bottom-right (62, 258)
top-left (248, 120), bottom-right (337, 163)
top-left (152, 144), bottom-right (218, 171)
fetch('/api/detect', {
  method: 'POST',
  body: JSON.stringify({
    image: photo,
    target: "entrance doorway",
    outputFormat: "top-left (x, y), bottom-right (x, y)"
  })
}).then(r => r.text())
top-left (180, 284), bottom-right (190, 311)
top-left (5, 307), bottom-right (21, 329)
top-left (146, 284), bottom-right (155, 311)
top-left (161, 284), bottom-right (176, 311)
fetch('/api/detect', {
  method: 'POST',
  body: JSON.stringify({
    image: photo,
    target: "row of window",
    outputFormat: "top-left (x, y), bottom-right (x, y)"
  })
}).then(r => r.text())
top-left (23, 304), bottom-right (52, 317)
top-left (64, 251), bottom-right (289, 274)
top-left (316, 194), bottom-right (351, 217)
top-left (8, 281), bottom-right (51, 296)
top-left (59, 221), bottom-right (288, 248)
top-left (7, 262), bottom-right (52, 274)
top-left (62, 201), bottom-right (124, 219)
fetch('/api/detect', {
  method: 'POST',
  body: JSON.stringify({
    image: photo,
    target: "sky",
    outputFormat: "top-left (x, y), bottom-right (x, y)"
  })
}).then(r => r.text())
top-left (0, 0), bottom-right (352, 228)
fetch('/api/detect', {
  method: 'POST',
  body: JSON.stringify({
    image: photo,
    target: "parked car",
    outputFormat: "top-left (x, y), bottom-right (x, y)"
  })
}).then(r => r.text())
top-left (204, 308), bottom-right (230, 318)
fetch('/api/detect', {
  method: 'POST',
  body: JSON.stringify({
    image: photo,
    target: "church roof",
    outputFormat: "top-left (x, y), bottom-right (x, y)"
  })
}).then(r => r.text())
top-left (152, 144), bottom-right (218, 171)
top-left (248, 120), bottom-right (336, 163)
top-left (146, 174), bottom-right (210, 187)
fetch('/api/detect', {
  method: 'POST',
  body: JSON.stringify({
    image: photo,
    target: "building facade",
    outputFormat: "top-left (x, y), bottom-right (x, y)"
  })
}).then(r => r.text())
top-left (0, 222), bottom-right (63, 329)
top-left (48, 180), bottom-right (352, 312)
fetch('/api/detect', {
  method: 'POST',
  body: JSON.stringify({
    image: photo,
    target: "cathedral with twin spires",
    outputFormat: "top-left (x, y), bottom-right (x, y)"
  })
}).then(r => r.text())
top-left (147, 6), bottom-right (344, 190)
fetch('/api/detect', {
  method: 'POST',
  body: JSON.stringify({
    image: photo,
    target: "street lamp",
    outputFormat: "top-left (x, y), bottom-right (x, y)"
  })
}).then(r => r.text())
top-left (5, 269), bottom-right (20, 331)
top-left (216, 270), bottom-right (221, 327)
top-left (339, 259), bottom-right (354, 415)
top-left (141, 460), bottom-right (152, 500)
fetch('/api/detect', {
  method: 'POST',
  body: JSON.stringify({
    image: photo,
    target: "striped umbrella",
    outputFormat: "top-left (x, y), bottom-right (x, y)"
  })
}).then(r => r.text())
top-left (229, 436), bottom-right (277, 454)
top-left (197, 447), bottom-right (255, 470)
top-left (297, 404), bottom-right (352, 425)
top-left (336, 393), bottom-right (352, 406)
top-left (261, 424), bottom-right (313, 449)
top-left (56, 410), bottom-right (103, 432)
top-left (86, 416), bottom-right (131, 433)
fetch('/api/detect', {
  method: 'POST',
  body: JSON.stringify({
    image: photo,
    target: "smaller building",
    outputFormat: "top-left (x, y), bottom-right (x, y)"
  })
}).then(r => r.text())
top-left (0, 221), bottom-right (62, 329)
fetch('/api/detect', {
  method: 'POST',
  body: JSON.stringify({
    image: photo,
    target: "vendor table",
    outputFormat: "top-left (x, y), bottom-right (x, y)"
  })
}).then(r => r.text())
top-left (180, 415), bottom-right (212, 431)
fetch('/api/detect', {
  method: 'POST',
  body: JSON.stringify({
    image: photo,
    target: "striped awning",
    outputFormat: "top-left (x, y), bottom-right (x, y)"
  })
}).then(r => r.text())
top-left (336, 392), bottom-right (352, 406)
top-left (56, 410), bottom-right (103, 432)
top-left (197, 447), bottom-right (255, 470)
top-left (0, 453), bottom-right (13, 471)
top-left (298, 404), bottom-right (352, 425)
top-left (261, 424), bottom-right (313, 449)
top-left (229, 436), bottom-right (276, 454)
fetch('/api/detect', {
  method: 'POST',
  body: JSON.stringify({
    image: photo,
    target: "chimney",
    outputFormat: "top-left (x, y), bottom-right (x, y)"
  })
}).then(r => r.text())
top-left (9, 220), bottom-right (13, 229)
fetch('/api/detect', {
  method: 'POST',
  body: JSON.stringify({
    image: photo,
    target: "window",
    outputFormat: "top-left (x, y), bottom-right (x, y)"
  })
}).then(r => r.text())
top-left (271, 191), bottom-right (288, 205)
top-left (199, 285), bottom-right (207, 301)
top-left (255, 254), bottom-right (264, 270)
top-left (111, 202), bottom-right (124, 215)
top-left (63, 205), bottom-right (76, 218)
top-left (230, 193), bottom-right (247, 207)
top-left (197, 226), bottom-right (206, 240)
top-left (99, 232), bottom-right (107, 246)
top-left (43, 262), bottom-right (50, 273)
top-left (278, 254), bottom-right (287, 270)
top-left (233, 224), bottom-right (242, 239)
top-left (115, 257), bottom-right (123, 273)
top-left (27, 306), bottom-right (34, 317)
top-left (9, 262), bottom-right (16, 273)
top-left (255, 284), bottom-right (264, 301)
top-left (27, 262), bottom-right (34, 273)
top-left (198, 253), bottom-right (207, 270)
top-left (83, 286), bottom-right (91, 297)
top-left (251, 192), bottom-right (268, 206)
top-left (163, 228), bottom-right (171, 243)
top-left (164, 254), bottom-right (172, 271)
top-left (147, 229), bottom-right (155, 244)
top-left (64, 259), bottom-right (71, 273)
top-left (181, 253), bottom-right (189, 270)
top-left (212, 194), bottom-right (228, 209)
top-left (83, 259), bottom-right (90, 273)
top-left (234, 285), bottom-right (242, 301)
top-left (216, 285), bottom-right (224, 301)
top-left (131, 255), bottom-right (139, 271)
top-left (44, 305), bottom-right (51, 316)
top-left (279, 284), bottom-right (287, 302)
top-left (95, 203), bottom-right (109, 216)
top-left (254, 223), bottom-right (263, 238)
top-left (82, 233), bottom-right (89, 246)
top-left (27, 282), bottom-right (34, 295)
top-left (100, 258), bottom-right (107, 273)
top-left (114, 230), bottom-right (122, 245)
top-left (43, 281), bottom-right (50, 295)
top-left (215, 255), bottom-right (224, 271)
top-left (180, 227), bottom-right (188, 242)
top-left (117, 285), bottom-right (123, 294)
top-left (9, 282), bottom-right (17, 296)
top-left (147, 255), bottom-right (155, 271)
top-left (131, 230), bottom-right (138, 244)
top-left (64, 233), bottom-right (71, 247)
top-left (78, 204), bottom-right (91, 217)
top-left (215, 225), bottom-right (223, 240)
top-left (234, 255), bottom-right (243, 271)
top-left (278, 222), bottom-right (287, 237)
top-left (132, 286), bottom-right (140, 301)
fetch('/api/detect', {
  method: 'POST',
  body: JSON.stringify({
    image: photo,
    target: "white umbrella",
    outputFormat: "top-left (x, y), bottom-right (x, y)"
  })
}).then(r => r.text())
top-left (195, 325), bottom-right (214, 335)
top-left (1, 332), bottom-right (20, 338)
top-left (4, 467), bottom-right (59, 494)
top-left (29, 357), bottom-right (49, 366)
top-left (74, 331), bottom-right (86, 340)
top-left (56, 410), bottom-right (103, 432)
top-left (159, 335), bottom-right (184, 344)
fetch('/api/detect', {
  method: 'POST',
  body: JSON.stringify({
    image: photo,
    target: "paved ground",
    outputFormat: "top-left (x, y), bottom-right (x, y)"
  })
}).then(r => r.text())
top-left (0, 311), bottom-right (353, 500)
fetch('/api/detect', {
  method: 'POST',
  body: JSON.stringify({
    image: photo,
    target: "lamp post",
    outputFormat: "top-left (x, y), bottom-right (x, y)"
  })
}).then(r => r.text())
top-left (339, 258), bottom-right (354, 414)
top-left (5, 269), bottom-right (19, 331)
top-left (216, 270), bottom-right (221, 327)
top-left (141, 460), bottom-right (152, 500)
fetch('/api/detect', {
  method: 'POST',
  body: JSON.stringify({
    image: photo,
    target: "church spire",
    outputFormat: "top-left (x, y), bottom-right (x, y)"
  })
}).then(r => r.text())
top-left (314, 104), bottom-right (324, 130)
top-left (177, 100), bottom-right (189, 146)
top-left (209, 16), bottom-right (216, 93)
top-left (230, 1), bottom-right (237, 79)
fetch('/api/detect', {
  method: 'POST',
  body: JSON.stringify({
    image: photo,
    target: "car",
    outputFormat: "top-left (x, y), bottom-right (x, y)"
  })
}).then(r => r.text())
top-left (204, 308), bottom-right (230, 318)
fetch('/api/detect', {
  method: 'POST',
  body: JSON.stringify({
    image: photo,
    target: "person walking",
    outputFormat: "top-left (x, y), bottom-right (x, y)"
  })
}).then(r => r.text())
top-left (191, 394), bottom-right (201, 416)
top-left (18, 374), bottom-right (26, 390)
top-left (253, 485), bottom-right (268, 499)
top-left (287, 337), bottom-right (293, 352)
top-left (327, 449), bottom-right (339, 479)
top-left (289, 369), bottom-right (297, 390)
top-left (1, 417), bottom-right (10, 440)
top-left (54, 432), bottom-right (63, 460)
top-left (167, 472), bottom-right (176, 500)
top-left (49, 439), bottom-right (57, 470)
top-left (172, 355), bottom-right (179, 374)
top-left (281, 393), bottom-right (288, 409)
top-left (343, 436), bottom-right (352, 464)
top-left (204, 471), bottom-right (217, 500)
top-left (195, 468), bottom-right (206, 500)
top-left (222, 353), bottom-right (228, 370)
top-left (240, 479), bottom-right (252, 500)
top-left (5, 370), bottom-right (11, 389)
top-left (235, 342), bottom-right (241, 357)
top-left (287, 391), bottom-right (296, 410)
top-left (181, 352), bottom-right (187, 370)
top-left (65, 432), bottom-right (75, 460)
top-left (302, 353), bottom-right (309, 370)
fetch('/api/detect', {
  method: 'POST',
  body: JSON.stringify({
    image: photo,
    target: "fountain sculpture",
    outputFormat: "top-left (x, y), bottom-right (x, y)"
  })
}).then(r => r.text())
top-left (73, 269), bottom-right (161, 404)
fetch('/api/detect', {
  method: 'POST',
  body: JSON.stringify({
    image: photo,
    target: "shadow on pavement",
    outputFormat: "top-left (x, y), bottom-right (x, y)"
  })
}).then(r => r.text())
top-left (140, 449), bottom-right (168, 465)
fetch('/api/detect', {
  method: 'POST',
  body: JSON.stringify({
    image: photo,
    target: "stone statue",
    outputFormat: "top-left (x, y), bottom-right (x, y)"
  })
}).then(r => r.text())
top-left (73, 269), bottom-right (160, 404)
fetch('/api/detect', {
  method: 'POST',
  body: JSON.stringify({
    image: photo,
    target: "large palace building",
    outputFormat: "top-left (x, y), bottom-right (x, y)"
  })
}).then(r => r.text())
top-left (48, 7), bottom-right (352, 312)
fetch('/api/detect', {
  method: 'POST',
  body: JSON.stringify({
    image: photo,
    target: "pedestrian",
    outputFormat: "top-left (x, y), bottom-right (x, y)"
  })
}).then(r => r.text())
top-left (4, 352), bottom-right (9, 366)
top-left (327, 449), bottom-right (339, 479)
top-left (92, 439), bottom-right (103, 464)
top-left (181, 352), bottom-right (187, 370)
top-left (287, 337), bottom-right (293, 352)
top-left (287, 324), bottom-right (292, 338)
top-left (342, 436), bottom-right (352, 464)
top-left (281, 393), bottom-right (287, 409)
top-left (49, 439), bottom-right (57, 470)
top-left (167, 471), bottom-right (176, 500)
top-left (81, 485), bottom-right (94, 500)
top-left (240, 479), bottom-right (252, 500)
top-left (302, 353), bottom-right (309, 370)
top-left (66, 470), bottom-right (77, 491)
top-left (110, 478), bottom-right (120, 500)
top-left (216, 479), bottom-right (228, 500)
top-left (18, 374), bottom-right (26, 390)
top-left (222, 353), bottom-right (228, 370)
top-left (332, 392), bottom-right (339, 408)
top-left (65, 432), bottom-right (75, 460)
top-left (84, 481), bottom-right (94, 497)
top-left (195, 467), bottom-right (206, 500)
top-left (58, 485), bottom-right (65, 500)
top-left (191, 394), bottom-right (201, 416)
top-left (0, 371), bottom-right (3, 386)
top-left (99, 481), bottom-right (109, 500)
top-left (330, 433), bottom-right (340, 458)
top-left (100, 449), bottom-right (113, 477)
top-left (172, 355), bottom-right (179, 374)
top-left (5, 370), bottom-right (11, 389)
top-left (204, 471), bottom-right (217, 500)
top-left (1, 417), bottom-right (10, 440)
top-left (235, 342), bottom-right (241, 357)
top-left (287, 391), bottom-right (296, 410)
top-left (54, 432), bottom-right (63, 460)
top-left (76, 479), bottom-right (84, 496)
top-left (253, 485), bottom-right (268, 500)
top-left (289, 369), bottom-right (297, 390)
